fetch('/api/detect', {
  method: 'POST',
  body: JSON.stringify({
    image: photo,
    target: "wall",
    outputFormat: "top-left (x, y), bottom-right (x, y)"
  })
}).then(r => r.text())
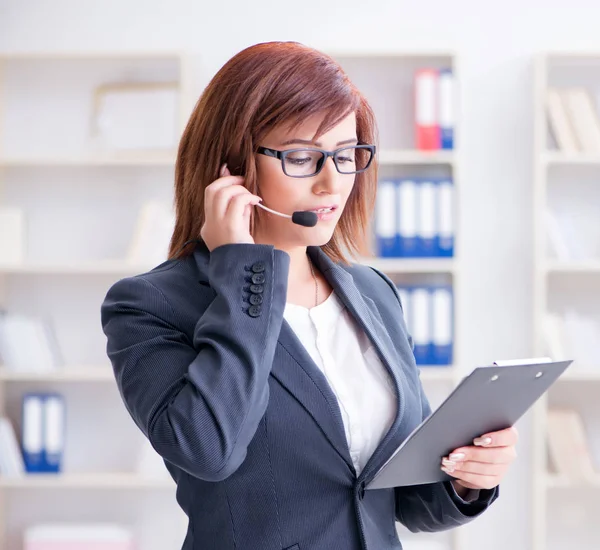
top-left (3, 1), bottom-right (600, 548)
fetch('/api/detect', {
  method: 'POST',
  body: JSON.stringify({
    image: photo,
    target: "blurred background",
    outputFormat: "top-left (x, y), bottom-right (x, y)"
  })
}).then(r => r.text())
top-left (0, 1), bottom-right (599, 549)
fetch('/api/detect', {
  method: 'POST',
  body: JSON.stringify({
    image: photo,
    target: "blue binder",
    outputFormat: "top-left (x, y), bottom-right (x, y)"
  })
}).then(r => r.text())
top-left (409, 286), bottom-right (431, 365)
top-left (375, 180), bottom-right (398, 257)
top-left (438, 68), bottom-right (454, 150)
top-left (397, 179), bottom-right (419, 257)
top-left (397, 284), bottom-right (454, 366)
top-left (21, 392), bottom-right (65, 474)
top-left (436, 179), bottom-right (454, 257)
top-left (417, 179), bottom-right (437, 257)
top-left (430, 286), bottom-right (453, 365)
top-left (43, 393), bottom-right (65, 473)
top-left (22, 394), bottom-right (44, 473)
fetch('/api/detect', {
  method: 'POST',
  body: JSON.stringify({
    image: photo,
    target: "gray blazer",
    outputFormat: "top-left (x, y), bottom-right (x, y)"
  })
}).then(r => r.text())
top-left (101, 241), bottom-right (498, 550)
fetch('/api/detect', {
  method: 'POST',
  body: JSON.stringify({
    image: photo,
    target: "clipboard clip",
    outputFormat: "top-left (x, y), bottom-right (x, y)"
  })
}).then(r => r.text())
top-left (492, 357), bottom-right (552, 367)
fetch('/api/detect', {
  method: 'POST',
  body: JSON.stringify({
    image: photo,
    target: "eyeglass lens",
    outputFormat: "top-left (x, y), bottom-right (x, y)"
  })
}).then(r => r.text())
top-left (283, 146), bottom-right (372, 177)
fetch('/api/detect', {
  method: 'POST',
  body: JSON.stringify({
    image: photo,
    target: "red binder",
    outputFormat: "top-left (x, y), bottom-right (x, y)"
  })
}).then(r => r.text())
top-left (415, 69), bottom-right (440, 150)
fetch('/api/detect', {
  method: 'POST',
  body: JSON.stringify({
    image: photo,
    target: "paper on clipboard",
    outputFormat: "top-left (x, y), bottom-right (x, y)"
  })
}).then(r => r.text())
top-left (366, 358), bottom-right (573, 490)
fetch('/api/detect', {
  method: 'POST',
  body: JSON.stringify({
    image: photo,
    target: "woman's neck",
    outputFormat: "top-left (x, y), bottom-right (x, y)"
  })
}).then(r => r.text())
top-left (282, 246), bottom-right (313, 287)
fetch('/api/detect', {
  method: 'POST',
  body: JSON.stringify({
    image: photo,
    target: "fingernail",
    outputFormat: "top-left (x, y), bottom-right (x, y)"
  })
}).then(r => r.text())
top-left (449, 453), bottom-right (466, 461)
top-left (474, 437), bottom-right (492, 446)
top-left (441, 466), bottom-right (453, 474)
top-left (442, 459), bottom-right (456, 469)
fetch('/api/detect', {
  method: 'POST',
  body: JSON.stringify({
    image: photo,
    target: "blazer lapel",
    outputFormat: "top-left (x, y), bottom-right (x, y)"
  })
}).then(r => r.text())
top-left (307, 247), bottom-right (409, 481)
top-left (271, 323), bottom-right (355, 471)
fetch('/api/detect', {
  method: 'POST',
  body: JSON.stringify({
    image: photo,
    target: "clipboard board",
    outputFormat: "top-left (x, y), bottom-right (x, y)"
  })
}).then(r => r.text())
top-left (366, 357), bottom-right (573, 490)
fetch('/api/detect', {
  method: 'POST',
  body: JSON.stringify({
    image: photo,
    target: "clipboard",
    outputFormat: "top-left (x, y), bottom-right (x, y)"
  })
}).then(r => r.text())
top-left (366, 357), bottom-right (573, 490)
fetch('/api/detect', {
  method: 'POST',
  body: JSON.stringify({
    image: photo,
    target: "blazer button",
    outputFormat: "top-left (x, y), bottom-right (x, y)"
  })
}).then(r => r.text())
top-left (250, 284), bottom-right (264, 294)
top-left (251, 262), bottom-right (265, 273)
top-left (248, 305), bottom-right (262, 317)
top-left (249, 294), bottom-right (263, 305)
top-left (251, 273), bottom-right (265, 285)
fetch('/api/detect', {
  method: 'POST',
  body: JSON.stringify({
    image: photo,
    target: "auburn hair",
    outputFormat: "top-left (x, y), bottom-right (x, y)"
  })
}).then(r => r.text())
top-left (169, 41), bottom-right (378, 264)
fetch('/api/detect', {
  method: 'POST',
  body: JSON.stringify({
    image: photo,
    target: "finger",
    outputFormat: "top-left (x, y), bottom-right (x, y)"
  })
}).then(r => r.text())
top-left (227, 192), bottom-right (262, 223)
top-left (221, 164), bottom-right (232, 177)
top-left (444, 459), bottom-right (506, 477)
top-left (205, 173), bottom-right (245, 211)
top-left (212, 185), bottom-right (255, 218)
top-left (474, 426), bottom-right (519, 448)
top-left (442, 468), bottom-right (499, 490)
top-left (446, 446), bottom-right (517, 465)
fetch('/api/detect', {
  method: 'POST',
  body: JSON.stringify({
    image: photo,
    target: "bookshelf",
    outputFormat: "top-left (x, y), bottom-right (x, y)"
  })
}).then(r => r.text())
top-left (0, 51), bottom-right (192, 550)
top-left (0, 473), bottom-right (175, 490)
top-left (0, 48), bottom-right (464, 550)
top-left (327, 50), bottom-right (464, 550)
top-left (533, 52), bottom-right (600, 550)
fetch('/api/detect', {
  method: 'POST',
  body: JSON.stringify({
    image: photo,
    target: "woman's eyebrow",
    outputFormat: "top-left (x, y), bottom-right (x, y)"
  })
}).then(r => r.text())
top-left (279, 137), bottom-right (358, 147)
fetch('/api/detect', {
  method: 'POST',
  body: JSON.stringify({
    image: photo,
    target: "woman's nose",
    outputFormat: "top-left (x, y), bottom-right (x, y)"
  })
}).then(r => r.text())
top-left (315, 156), bottom-right (343, 193)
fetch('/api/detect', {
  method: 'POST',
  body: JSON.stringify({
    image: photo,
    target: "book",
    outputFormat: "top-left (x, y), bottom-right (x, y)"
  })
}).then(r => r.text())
top-left (562, 88), bottom-right (600, 153)
top-left (546, 408), bottom-right (597, 481)
top-left (127, 200), bottom-right (175, 266)
top-left (546, 88), bottom-right (579, 152)
top-left (0, 313), bottom-right (62, 373)
top-left (0, 416), bottom-right (25, 477)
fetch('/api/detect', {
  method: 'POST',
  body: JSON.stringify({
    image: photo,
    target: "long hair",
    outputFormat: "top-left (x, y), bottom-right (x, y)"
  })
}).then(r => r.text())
top-left (169, 41), bottom-right (378, 263)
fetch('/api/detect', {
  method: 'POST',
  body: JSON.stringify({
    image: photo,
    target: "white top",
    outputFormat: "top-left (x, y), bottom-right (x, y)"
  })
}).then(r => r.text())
top-left (284, 290), bottom-right (396, 475)
top-left (284, 289), bottom-right (480, 503)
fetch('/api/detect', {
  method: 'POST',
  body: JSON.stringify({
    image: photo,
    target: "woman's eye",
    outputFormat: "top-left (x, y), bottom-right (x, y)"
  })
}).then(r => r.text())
top-left (337, 156), bottom-right (354, 163)
top-left (287, 157), bottom-right (312, 165)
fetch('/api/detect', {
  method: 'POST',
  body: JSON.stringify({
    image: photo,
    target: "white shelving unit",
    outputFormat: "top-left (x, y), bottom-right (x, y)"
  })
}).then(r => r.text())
top-left (0, 49), bottom-right (464, 550)
top-left (533, 53), bottom-right (600, 550)
top-left (0, 50), bottom-right (199, 550)
top-left (327, 50), bottom-right (465, 550)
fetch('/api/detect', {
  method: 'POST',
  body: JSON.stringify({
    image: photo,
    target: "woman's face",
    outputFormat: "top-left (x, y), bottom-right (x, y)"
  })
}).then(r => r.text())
top-left (254, 111), bottom-right (358, 249)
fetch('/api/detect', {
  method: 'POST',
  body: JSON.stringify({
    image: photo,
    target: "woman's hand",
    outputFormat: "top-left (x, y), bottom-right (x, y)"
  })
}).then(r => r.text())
top-left (441, 426), bottom-right (518, 492)
top-left (200, 164), bottom-right (262, 252)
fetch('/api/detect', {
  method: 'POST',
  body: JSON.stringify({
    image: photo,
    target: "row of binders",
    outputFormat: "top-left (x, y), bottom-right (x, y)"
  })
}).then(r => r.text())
top-left (375, 178), bottom-right (454, 258)
top-left (396, 285), bottom-right (453, 366)
top-left (0, 393), bottom-right (65, 476)
top-left (415, 68), bottom-right (455, 150)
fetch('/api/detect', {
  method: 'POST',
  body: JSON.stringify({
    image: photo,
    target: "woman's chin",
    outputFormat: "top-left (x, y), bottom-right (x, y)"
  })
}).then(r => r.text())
top-left (303, 226), bottom-right (336, 247)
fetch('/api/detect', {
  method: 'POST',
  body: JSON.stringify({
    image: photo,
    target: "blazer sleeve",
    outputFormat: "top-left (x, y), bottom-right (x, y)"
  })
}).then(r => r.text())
top-left (369, 267), bottom-right (499, 533)
top-left (100, 243), bottom-right (290, 482)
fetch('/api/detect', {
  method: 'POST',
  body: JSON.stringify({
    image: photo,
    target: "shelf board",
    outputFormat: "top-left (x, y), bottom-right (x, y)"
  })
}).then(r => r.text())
top-left (378, 149), bottom-right (455, 166)
top-left (0, 260), bottom-right (155, 275)
top-left (546, 474), bottom-right (600, 488)
top-left (542, 151), bottom-right (600, 166)
top-left (360, 257), bottom-right (456, 274)
top-left (0, 472), bottom-right (175, 489)
top-left (0, 366), bottom-right (114, 382)
top-left (0, 153), bottom-right (176, 167)
top-left (0, 51), bottom-right (182, 60)
top-left (543, 260), bottom-right (600, 274)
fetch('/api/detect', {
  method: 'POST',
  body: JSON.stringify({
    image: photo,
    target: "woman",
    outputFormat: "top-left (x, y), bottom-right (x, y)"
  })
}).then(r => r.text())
top-left (101, 41), bottom-right (517, 550)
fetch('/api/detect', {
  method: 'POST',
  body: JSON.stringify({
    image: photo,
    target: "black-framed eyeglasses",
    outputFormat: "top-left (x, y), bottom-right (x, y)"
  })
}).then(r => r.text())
top-left (256, 144), bottom-right (376, 178)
